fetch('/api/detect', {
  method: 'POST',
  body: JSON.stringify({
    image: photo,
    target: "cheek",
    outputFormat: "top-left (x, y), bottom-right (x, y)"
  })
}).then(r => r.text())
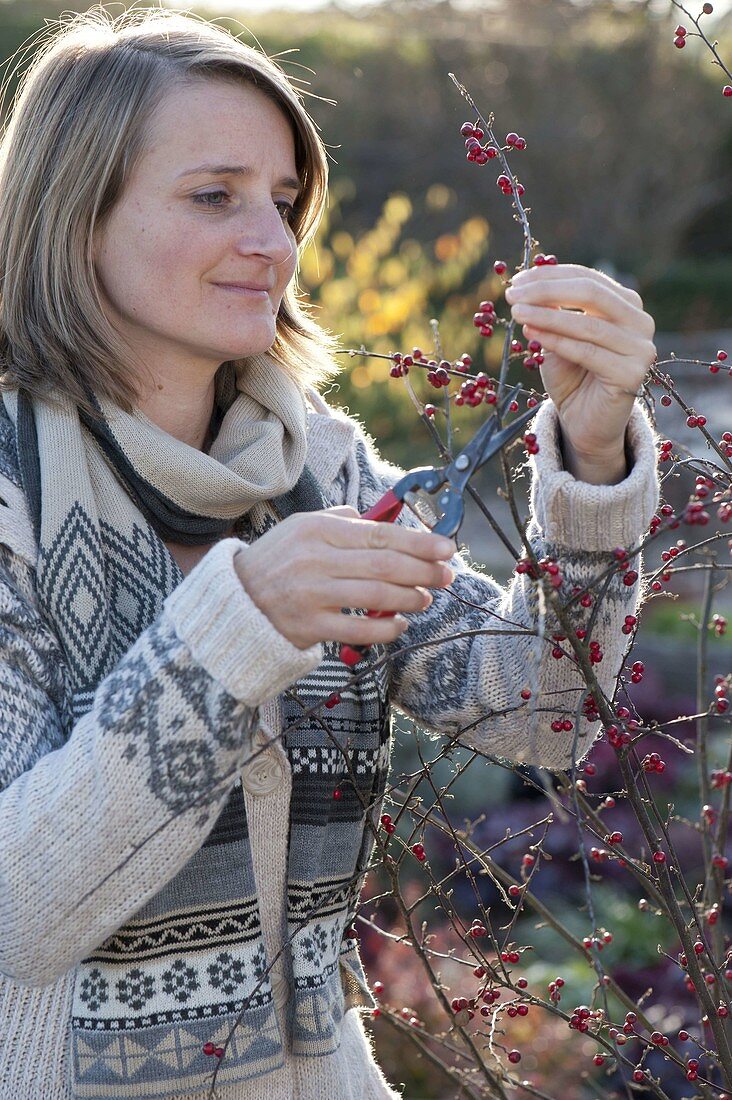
top-left (276, 241), bottom-right (298, 298)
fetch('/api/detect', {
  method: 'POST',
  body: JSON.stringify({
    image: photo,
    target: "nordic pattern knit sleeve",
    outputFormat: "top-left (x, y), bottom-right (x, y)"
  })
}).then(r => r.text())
top-left (336, 399), bottom-right (659, 772)
top-left (0, 533), bottom-right (321, 988)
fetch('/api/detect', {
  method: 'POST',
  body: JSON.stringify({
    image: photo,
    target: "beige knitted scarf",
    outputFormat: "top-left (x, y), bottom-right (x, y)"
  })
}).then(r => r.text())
top-left (1, 352), bottom-right (309, 710)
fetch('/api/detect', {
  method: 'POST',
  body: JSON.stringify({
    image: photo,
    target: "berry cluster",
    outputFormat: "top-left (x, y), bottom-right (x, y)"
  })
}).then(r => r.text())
top-left (710, 766), bottom-right (732, 788)
top-left (462, 123), bottom-right (526, 167)
top-left (612, 546), bottom-right (639, 587)
top-left (641, 751), bottom-right (667, 774)
top-left (547, 975), bottom-right (565, 1003)
top-left (568, 1004), bottom-right (597, 1031)
top-left (202, 1042), bottom-right (225, 1059)
top-left (713, 676), bottom-right (729, 713)
top-left (455, 373), bottom-right (494, 407)
top-left (472, 299), bottom-right (497, 338)
top-left (709, 347), bottom-right (730, 373)
top-left (629, 659), bottom-right (644, 684)
top-left (461, 122), bottom-right (498, 165)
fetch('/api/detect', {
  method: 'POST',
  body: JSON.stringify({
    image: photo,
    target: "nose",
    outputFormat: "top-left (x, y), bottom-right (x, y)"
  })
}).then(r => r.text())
top-left (232, 200), bottom-right (295, 268)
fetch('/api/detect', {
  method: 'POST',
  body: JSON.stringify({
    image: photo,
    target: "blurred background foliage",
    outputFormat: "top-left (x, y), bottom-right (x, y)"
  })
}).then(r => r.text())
top-left (2, 4), bottom-right (730, 1095)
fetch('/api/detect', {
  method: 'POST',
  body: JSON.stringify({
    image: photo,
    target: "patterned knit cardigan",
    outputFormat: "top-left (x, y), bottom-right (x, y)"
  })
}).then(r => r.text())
top-left (0, 392), bottom-right (659, 1099)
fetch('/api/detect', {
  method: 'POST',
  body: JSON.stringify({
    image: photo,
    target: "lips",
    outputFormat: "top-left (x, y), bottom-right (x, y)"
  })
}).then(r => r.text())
top-left (214, 281), bottom-right (271, 292)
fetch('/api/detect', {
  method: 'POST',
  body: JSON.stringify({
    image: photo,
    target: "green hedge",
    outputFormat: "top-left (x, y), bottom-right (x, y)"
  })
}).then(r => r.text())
top-left (641, 258), bottom-right (732, 331)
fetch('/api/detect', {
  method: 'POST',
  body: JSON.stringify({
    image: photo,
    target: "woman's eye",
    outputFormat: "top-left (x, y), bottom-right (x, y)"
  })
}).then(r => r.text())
top-left (192, 190), bottom-right (229, 208)
top-left (276, 201), bottom-right (295, 224)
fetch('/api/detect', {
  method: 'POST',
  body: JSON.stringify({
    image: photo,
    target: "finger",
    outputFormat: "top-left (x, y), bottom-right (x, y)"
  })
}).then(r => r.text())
top-left (325, 505), bottom-right (362, 518)
top-left (510, 263), bottom-right (645, 311)
top-left (521, 323), bottom-right (654, 388)
top-left (312, 511), bottom-right (456, 560)
top-left (325, 547), bottom-right (455, 590)
top-left (320, 610), bottom-right (410, 647)
top-left (322, 580), bottom-right (434, 613)
top-left (507, 276), bottom-right (653, 335)
top-left (512, 303), bottom-right (655, 361)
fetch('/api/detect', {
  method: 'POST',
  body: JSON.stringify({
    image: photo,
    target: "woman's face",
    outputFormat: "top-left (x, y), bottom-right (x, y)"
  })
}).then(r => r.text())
top-left (93, 78), bottom-right (300, 378)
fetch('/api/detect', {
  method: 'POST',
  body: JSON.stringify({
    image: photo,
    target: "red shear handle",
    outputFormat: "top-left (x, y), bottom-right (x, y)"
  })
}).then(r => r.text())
top-left (339, 489), bottom-right (404, 666)
top-left (361, 488), bottom-right (404, 524)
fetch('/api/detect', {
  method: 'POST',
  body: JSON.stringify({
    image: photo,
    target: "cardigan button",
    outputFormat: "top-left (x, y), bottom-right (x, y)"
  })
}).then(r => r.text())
top-left (242, 749), bottom-right (284, 796)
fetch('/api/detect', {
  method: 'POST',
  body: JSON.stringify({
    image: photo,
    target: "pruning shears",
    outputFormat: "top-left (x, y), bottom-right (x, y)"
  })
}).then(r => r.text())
top-left (339, 382), bottom-right (537, 666)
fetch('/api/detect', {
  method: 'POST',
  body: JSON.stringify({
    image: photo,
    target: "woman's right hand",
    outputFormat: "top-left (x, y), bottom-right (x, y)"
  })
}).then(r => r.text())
top-left (233, 506), bottom-right (456, 650)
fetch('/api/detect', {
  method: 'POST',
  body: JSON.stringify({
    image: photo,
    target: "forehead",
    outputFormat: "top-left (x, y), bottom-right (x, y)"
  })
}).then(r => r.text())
top-left (140, 78), bottom-right (298, 171)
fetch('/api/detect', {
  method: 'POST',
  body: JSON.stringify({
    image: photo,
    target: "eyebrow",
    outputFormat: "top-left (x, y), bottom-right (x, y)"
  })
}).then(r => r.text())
top-left (176, 162), bottom-right (301, 195)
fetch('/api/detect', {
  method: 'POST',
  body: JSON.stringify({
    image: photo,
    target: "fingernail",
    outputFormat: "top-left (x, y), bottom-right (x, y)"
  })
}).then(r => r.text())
top-left (417, 587), bottom-right (433, 609)
top-left (436, 537), bottom-right (455, 556)
top-left (441, 565), bottom-right (455, 585)
top-left (395, 615), bottom-right (409, 631)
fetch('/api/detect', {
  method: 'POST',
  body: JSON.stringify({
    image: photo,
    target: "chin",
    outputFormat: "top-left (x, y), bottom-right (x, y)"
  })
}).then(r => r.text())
top-left (222, 328), bottom-right (278, 360)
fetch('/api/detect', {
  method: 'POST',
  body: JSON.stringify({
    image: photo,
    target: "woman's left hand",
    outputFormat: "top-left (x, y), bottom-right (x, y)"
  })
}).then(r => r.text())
top-left (505, 264), bottom-right (657, 483)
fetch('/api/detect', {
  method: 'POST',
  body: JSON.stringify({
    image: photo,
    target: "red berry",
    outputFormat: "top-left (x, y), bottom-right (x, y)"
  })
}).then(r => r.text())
top-left (411, 843), bottom-right (426, 862)
top-left (703, 3), bottom-right (713, 13)
top-left (494, 260), bottom-right (508, 275)
top-left (508, 1050), bottom-right (521, 1064)
top-left (675, 24), bottom-right (687, 35)
top-left (724, 86), bottom-right (732, 97)
top-left (214, 1047), bottom-right (225, 1058)
top-left (203, 1042), bottom-right (216, 1056)
top-left (674, 35), bottom-right (687, 47)
top-left (653, 850), bottom-right (667, 864)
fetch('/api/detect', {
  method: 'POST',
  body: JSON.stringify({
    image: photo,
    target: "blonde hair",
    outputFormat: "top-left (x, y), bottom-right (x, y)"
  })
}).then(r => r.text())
top-left (0, 6), bottom-right (336, 417)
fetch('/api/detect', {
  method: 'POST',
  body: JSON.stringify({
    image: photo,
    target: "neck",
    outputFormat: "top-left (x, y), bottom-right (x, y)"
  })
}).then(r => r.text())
top-left (136, 368), bottom-right (219, 451)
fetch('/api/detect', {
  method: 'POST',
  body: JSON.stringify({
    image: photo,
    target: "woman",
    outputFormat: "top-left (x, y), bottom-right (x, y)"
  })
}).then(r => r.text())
top-left (0, 8), bottom-right (659, 1100)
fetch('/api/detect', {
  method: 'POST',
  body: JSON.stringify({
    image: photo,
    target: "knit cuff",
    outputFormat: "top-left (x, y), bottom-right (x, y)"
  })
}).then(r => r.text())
top-left (529, 401), bottom-right (659, 551)
top-left (163, 538), bottom-right (323, 706)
